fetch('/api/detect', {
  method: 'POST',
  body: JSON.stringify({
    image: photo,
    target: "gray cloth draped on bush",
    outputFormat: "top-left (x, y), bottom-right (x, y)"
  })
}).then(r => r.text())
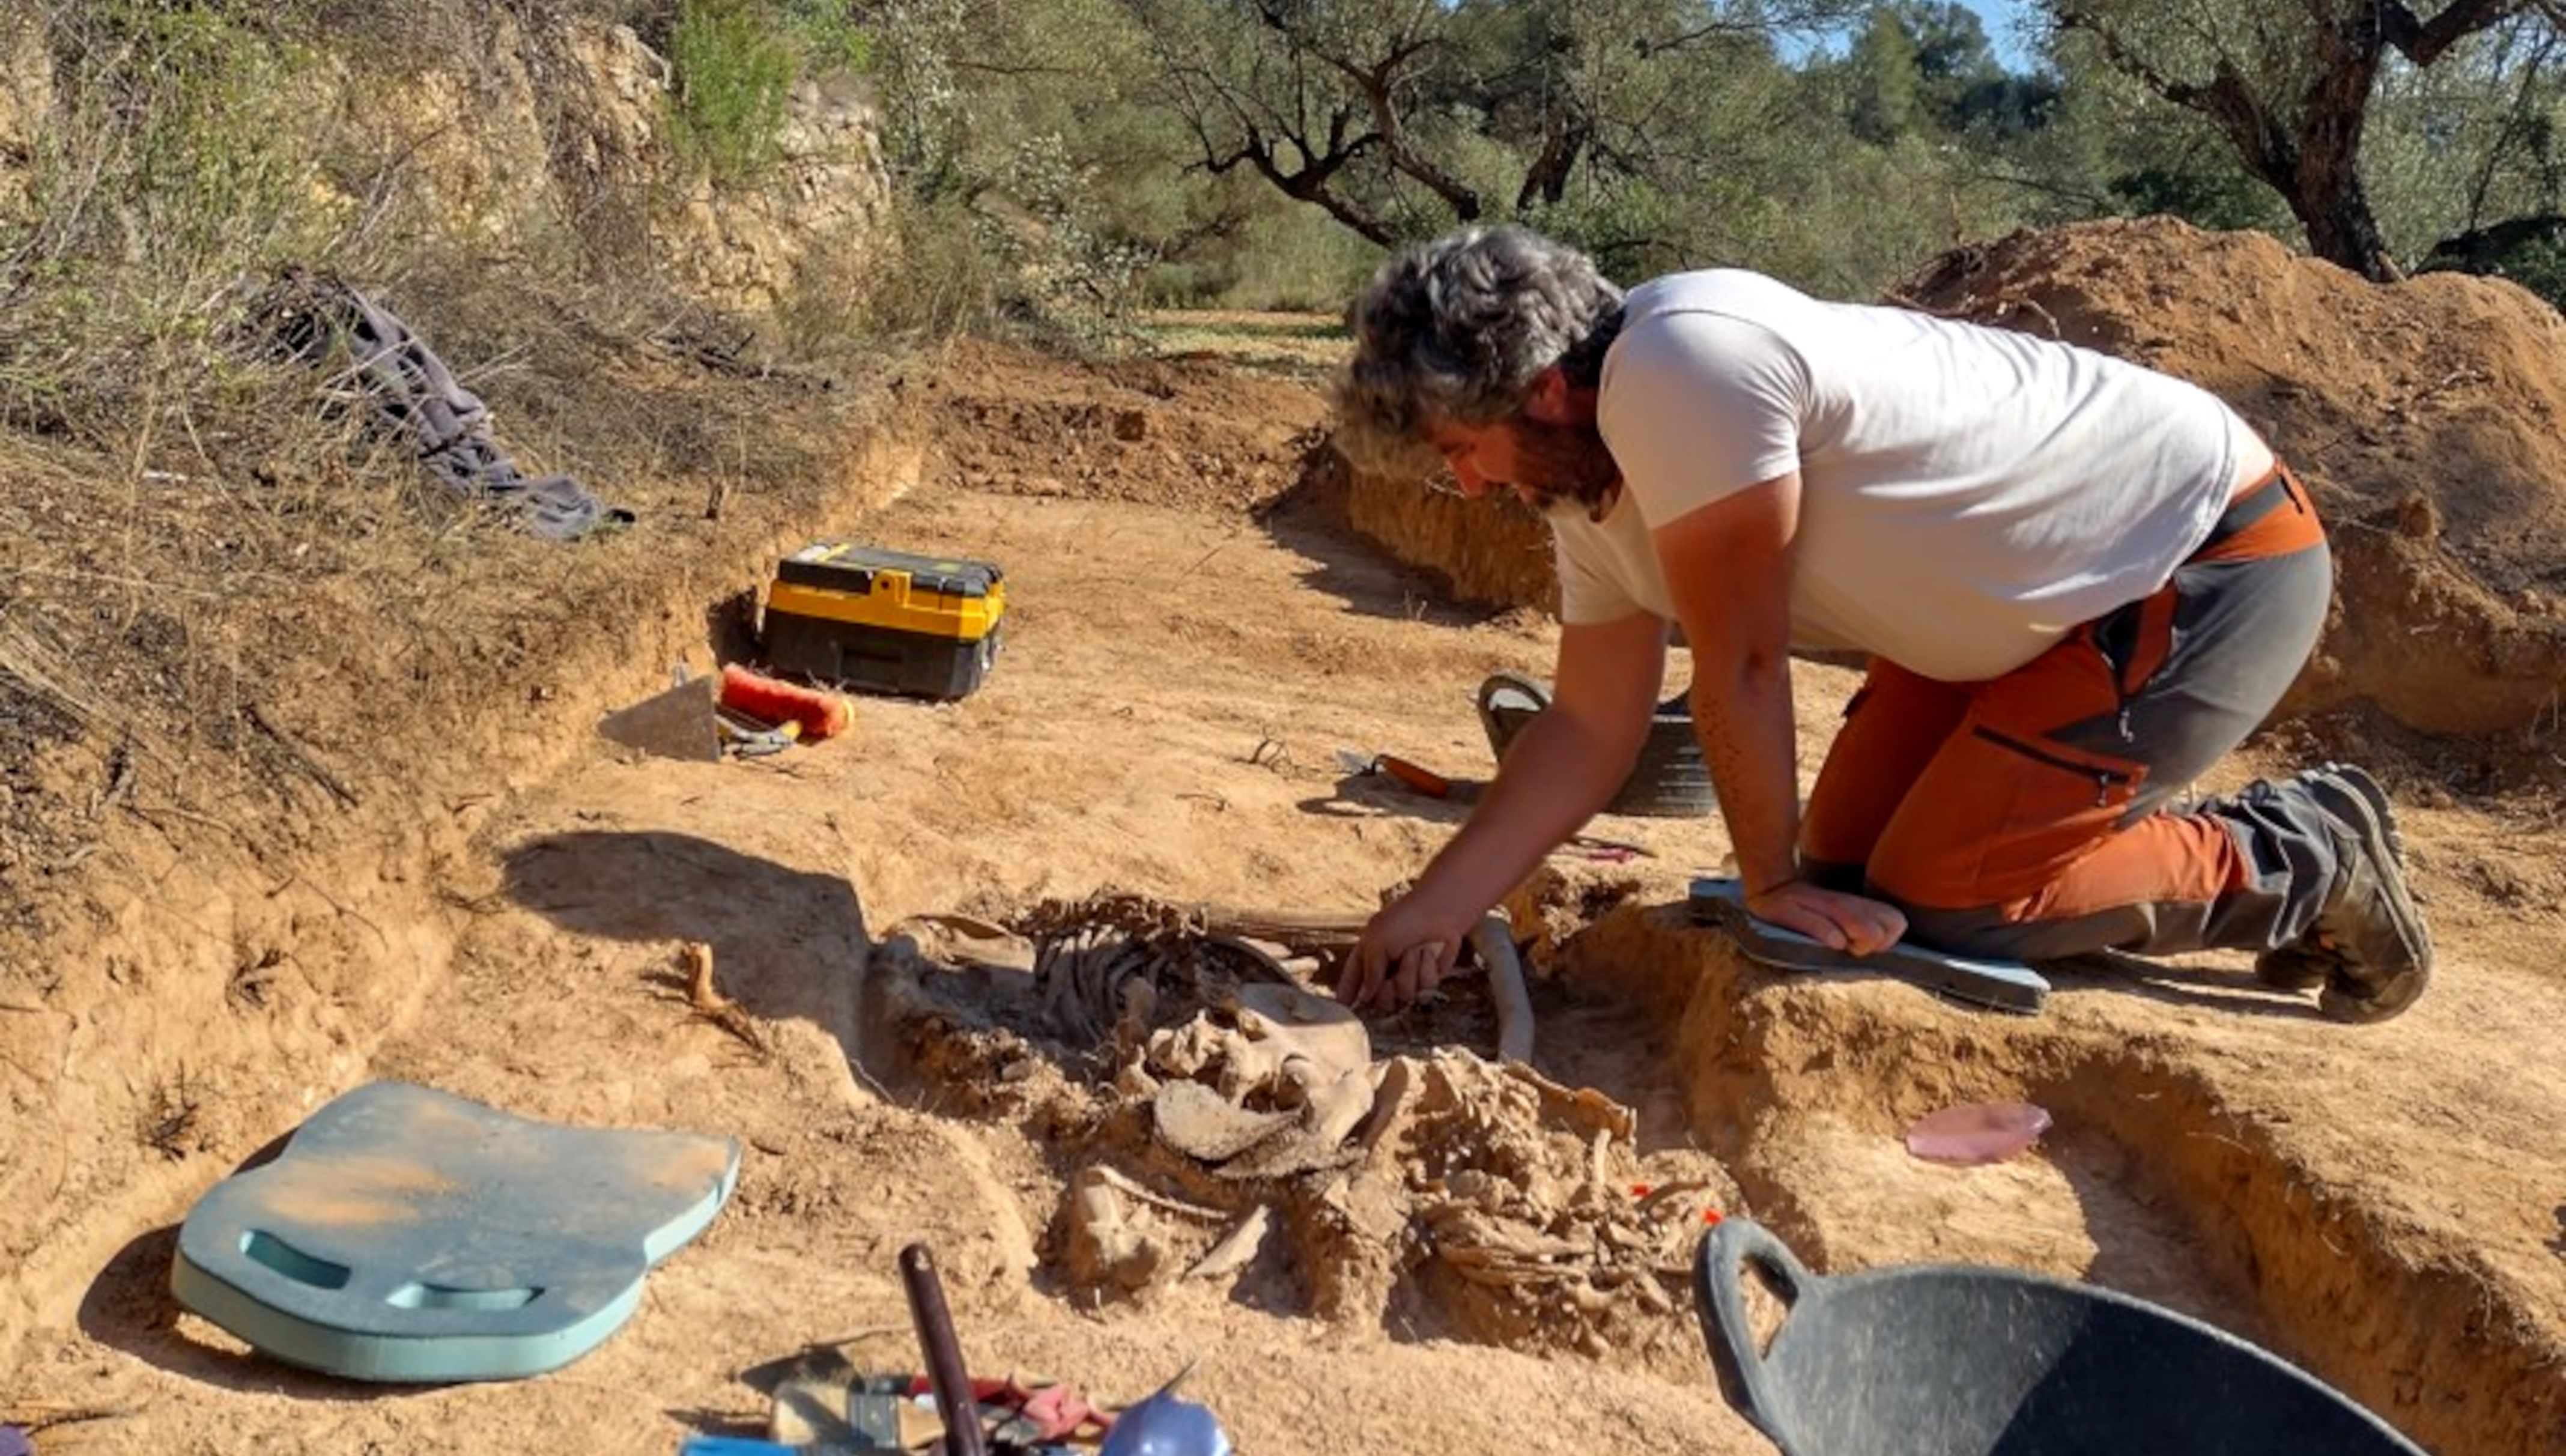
top-left (270, 272), bottom-right (633, 541)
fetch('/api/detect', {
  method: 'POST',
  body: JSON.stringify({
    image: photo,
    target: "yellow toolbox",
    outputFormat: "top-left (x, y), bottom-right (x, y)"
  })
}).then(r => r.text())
top-left (759, 543), bottom-right (1004, 701)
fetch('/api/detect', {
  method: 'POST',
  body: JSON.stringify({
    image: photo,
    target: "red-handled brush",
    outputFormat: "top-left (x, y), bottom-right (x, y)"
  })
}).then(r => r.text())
top-left (720, 664), bottom-right (854, 741)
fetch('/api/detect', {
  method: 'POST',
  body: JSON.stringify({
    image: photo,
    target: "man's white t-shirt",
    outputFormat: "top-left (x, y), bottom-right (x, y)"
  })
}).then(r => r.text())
top-left (1554, 270), bottom-right (2260, 683)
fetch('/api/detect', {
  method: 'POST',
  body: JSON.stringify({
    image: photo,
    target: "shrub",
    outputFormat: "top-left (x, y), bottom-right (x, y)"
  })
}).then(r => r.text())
top-left (664, 0), bottom-right (874, 185)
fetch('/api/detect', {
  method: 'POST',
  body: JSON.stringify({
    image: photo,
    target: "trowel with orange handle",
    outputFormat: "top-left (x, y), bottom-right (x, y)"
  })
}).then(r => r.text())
top-left (1334, 748), bottom-right (1478, 801)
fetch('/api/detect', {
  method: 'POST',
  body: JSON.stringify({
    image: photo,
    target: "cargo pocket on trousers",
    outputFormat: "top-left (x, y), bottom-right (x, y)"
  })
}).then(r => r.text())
top-left (2091, 586), bottom-right (2180, 705)
top-left (1875, 723), bottom-right (2147, 909)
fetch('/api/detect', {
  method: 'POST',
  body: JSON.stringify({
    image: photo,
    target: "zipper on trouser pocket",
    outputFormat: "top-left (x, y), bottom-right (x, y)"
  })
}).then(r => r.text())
top-left (1972, 725), bottom-right (2135, 808)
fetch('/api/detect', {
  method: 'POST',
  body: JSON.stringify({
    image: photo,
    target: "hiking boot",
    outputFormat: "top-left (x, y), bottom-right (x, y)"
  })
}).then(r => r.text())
top-left (2272, 764), bottom-right (2432, 1023)
top-left (2251, 763), bottom-right (2404, 993)
top-left (2252, 941), bottom-right (2334, 993)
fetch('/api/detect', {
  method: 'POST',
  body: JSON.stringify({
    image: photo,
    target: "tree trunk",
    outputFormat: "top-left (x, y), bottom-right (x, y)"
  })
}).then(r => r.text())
top-left (1515, 112), bottom-right (1589, 211)
top-left (2288, 8), bottom-right (2399, 281)
top-left (2298, 185), bottom-right (2400, 281)
top-left (2286, 103), bottom-right (2395, 279)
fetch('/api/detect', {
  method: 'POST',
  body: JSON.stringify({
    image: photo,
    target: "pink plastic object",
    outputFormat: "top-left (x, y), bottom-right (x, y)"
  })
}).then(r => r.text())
top-left (1905, 1101), bottom-right (2053, 1166)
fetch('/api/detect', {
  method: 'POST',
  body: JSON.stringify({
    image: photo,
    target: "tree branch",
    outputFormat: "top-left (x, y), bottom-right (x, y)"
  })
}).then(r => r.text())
top-left (1639, 0), bottom-right (1866, 56)
top-left (2383, 0), bottom-right (2538, 65)
top-left (947, 58), bottom-right (1096, 78)
top-left (1200, 114), bottom-right (1397, 246)
top-left (2463, 23), bottom-right (2562, 226)
top-left (1246, 0), bottom-right (1482, 220)
top-left (1515, 109), bottom-right (1591, 211)
top-left (2054, 7), bottom-right (2295, 179)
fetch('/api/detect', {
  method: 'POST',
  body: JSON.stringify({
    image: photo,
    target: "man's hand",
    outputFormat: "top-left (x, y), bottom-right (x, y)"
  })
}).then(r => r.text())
top-left (1335, 613), bottom-right (1664, 1016)
top-left (1339, 889), bottom-right (1482, 1012)
top-left (1747, 878), bottom-right (1907, 955)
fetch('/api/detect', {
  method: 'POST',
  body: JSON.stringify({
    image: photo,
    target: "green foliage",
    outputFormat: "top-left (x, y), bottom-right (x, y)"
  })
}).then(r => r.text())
top-left (28, 2), bottom-right (335, 268)
top-left (662, 0), bottom-right (874, 184)
top-left (839, 191), bottom-right (1007, 339)
top-left (2107, 163), bottom-right (2284, 231)
top-left (860, 0), bottom-right (1255, 341)
top-left (866, 0), bottom-right (969, 186)
top-left (666, 0), bottom-right (800, 181)
top-left (779, 0), bottom-right (873, 72)
top-left (1846, 8), bottom-right (1923, 143)
top-left (2035, 0), bottom-right (2559, 281)
top-left (1154, 197), bottom-right (1377, 312)
top-left (2366, 17), bottom-right (2566, 273)
top-left (1829, 4), bottom-right (2056, 150)
top-left (856, 0), bottom-right (2107, 318)
top-left (2005, 21), bottom-right (2292, 239)
top-left (984, 130), bottom-right (1157, 344)
top-left (1075, 0), bottom-right (2109, 303)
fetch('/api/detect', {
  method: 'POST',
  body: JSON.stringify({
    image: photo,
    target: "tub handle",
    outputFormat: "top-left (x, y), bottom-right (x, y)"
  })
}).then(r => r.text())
top-left (1475, 672), bottom-right (1550, 761)
top-left (1695, 1218), bottom-right (1818, 1455)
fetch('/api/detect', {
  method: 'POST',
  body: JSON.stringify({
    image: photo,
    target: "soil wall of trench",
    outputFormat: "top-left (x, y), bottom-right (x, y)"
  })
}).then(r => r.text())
top-left (1557, 907), bottom-right (2565, 1456)
top-left (0, 421), bottom-right (932, 1368)
top-left (1295, 443), bottom-right (1559, 616)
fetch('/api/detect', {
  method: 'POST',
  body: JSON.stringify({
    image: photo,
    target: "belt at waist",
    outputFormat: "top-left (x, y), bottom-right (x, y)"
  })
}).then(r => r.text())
top-left (2192, 465), bottom-right (2300, 559)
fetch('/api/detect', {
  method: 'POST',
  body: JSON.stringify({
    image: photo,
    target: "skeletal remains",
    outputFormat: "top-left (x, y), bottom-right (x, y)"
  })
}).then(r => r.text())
top-left (877, 893), bottom-right (1720, 1350)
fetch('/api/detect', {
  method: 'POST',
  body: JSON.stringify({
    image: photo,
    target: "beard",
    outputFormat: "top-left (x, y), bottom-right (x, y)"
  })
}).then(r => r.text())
top-left (1506, 419), bottom-right (1622, 520)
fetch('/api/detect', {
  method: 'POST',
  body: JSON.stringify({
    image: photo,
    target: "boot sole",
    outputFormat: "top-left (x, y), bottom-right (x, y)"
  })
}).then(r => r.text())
top-left (2303, 770), bottom-right (2433, 1023)
top-left (2323, 761), bottom-right (2404, 864)
top-left (2254, 942), bottom-right (2331, 992)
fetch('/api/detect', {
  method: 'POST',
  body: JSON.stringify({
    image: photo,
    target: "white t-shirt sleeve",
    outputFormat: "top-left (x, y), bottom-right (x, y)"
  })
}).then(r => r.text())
top-left (1551, 511), bottom-right (1642, 626)
top-left (1597, 311), bottom-right (1809, 529)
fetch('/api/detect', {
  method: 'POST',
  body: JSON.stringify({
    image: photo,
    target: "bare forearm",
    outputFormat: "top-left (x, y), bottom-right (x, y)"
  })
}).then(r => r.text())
top-left (1692, 654), bottom-right (1800, 894)
top-left (1410, 708), bottom-right (1631, 914)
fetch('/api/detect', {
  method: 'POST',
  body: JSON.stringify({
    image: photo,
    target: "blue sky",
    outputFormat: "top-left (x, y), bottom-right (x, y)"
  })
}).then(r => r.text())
top-left (1959, 0), bottom-right (2039, 71)
top-left (1791, 0), bottom-right (2043, 74)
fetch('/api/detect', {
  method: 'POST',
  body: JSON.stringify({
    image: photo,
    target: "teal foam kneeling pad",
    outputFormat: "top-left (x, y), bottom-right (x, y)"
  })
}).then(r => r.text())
top-left (172, 1080), bottom-right (740, 1383)
top-left (1688, 876), bottom-right (2050, 1014)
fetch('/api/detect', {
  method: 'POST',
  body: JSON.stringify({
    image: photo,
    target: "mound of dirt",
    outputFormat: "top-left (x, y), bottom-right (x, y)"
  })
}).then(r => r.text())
top-left (1899, 218), bottom-right (2566, 738)
top-left (915, 338), bottom-right (1330, 514)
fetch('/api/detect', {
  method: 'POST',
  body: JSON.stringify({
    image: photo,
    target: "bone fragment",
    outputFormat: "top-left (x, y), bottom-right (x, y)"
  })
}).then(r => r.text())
top-left (1088, 1163), bottom-right (1230, 1222)
top-left (1186, 1205), bottom-right (1274, 1281)
top-left (1467, 914), bottom-right (1535, 1063)
top-left (1196, 907), bottom-right (1536, 1063)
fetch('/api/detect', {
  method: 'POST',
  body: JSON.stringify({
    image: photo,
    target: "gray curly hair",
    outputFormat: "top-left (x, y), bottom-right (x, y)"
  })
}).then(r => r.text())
top-left (1332, 225), bottom-right (1625, 478)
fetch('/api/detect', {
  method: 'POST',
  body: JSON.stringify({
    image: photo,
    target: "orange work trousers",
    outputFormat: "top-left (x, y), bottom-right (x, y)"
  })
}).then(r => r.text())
top-left (1800, 464), bottom-right (2335, 962)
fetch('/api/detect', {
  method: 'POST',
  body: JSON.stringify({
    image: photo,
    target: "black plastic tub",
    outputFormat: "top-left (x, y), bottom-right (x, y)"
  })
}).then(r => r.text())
top-left (1476, 672), bottom-right (1714, 818)
top-left (1694, 1219), bottom-right (2428, 1456)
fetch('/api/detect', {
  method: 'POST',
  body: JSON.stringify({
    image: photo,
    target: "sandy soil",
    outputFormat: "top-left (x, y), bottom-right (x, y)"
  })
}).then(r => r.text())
top-left (6, 223), bottom-right (2566, 1456)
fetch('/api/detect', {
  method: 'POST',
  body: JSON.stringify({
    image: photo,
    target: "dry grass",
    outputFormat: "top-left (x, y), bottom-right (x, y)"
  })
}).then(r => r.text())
top-left (1136, 309), bottom-right (1347, 376)
top-left (0, 1), bottom-right (903, 944)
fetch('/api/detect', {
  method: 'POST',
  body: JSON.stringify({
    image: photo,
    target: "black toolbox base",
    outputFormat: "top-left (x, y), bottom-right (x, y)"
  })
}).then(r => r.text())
top-left (762, 613), bottom-right (998, 702)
